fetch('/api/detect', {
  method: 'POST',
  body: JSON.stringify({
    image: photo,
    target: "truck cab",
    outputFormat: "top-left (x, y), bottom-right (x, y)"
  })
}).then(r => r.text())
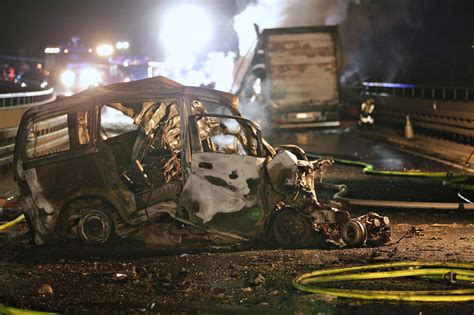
top-left (236, 26), bottom-right (342, 129)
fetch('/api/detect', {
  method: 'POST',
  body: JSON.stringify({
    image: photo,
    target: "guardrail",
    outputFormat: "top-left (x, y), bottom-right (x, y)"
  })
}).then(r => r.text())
top-left (362, 82), bottom-right (474, 101)
top-left (0, 88), bottom-right (54, 107)
top-left (0, 87), bottom-right (60, 173)
top-left (0, 88), bottom-right (56, 129)
top-left (363, 82), bottom-right (474, 142)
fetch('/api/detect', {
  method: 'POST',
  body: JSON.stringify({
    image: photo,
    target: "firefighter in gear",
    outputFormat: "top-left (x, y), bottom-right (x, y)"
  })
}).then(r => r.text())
top-left (358, 98), bottom-right (375, 127)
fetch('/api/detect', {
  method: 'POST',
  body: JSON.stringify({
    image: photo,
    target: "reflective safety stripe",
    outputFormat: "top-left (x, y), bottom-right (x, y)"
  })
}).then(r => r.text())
top-left (360, 116), bottom-right (374, 124)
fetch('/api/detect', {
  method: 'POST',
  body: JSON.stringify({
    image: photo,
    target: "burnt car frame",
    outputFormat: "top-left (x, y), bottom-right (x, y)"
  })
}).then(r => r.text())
top-left (14, 76), bottom-right (390, 247)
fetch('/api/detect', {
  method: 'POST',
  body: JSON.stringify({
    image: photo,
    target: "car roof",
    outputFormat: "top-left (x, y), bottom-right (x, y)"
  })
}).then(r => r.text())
top-left (23, 76), bottom-right (240, 118)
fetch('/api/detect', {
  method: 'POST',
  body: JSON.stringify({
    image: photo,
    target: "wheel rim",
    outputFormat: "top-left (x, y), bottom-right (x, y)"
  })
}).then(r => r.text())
top-left (341, 219), bottom-right (367, 246)
top-left (78, 210), bottom-right (112, 243)
top-left (272, 208), bottom-right (311, 245)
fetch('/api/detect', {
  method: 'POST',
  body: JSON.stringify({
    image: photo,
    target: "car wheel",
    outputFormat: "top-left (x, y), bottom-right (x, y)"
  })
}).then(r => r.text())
top-left (78, 209), bottom-right (115, 244)
top-left (341, 219), bottom-right (367, 247)
top-left (272, 207), bottom-right (311, 246)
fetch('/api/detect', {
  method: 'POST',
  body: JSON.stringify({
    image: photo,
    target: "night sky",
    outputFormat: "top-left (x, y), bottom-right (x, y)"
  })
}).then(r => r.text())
top-left (0, 0), bottom-right (238, 58)
top-left (341, 0), bottom-right (474, 85)
top-left (1, 0), bottom-right (474, 86)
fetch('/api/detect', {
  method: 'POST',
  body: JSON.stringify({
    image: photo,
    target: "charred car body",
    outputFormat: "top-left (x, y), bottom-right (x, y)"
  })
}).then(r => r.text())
top-left (14, 77), bottom-right (390, 247)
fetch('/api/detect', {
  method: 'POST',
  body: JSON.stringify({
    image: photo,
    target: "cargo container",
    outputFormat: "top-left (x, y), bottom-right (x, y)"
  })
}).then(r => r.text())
top-left (235, 26), bottom-right (342, 128)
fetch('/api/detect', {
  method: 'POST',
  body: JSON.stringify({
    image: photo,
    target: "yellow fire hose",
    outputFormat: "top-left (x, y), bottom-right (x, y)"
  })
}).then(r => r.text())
top-left (442, 175), bottom-right (474, 191)
top-left (293, 261), bottom-right (474, 302)
top-left (0, 214), bottom-right (25, 231)
top-left (0, 305), bottom-right (58, 315)
top-left (307, 152), bottom-right (474, 194)
top-left (306, 153), bottom-right (464, 179)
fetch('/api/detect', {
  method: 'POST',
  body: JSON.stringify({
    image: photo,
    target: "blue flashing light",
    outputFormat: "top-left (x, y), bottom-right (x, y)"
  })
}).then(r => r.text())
top-left (362, 82), bottom-right (416, 88)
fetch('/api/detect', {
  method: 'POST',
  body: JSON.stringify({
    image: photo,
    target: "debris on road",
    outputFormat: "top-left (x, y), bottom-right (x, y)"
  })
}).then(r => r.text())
top-left (245, 271), bottom-right (265, 287)
top-left (112, 273), bottom-right (128, 282)
top-left (38, 284), bottom-right (54, 296)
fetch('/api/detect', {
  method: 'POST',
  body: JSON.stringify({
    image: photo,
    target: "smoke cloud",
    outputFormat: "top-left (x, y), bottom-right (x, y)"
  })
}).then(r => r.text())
top-left (234, 0), bottom-right (351, 56)
top-left (233, 0), bottom-right (422, 84)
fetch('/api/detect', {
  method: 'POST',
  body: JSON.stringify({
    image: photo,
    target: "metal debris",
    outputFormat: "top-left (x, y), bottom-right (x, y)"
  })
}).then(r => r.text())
top-left (38, 284), bottom-right (54, 295)
top-left (113, 273), bottom-right (128, 281)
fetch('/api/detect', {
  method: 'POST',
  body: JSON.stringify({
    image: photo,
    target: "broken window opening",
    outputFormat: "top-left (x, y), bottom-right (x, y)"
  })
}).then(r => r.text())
top-left (132, 101), bottom-right (183, 189)
top-left (25, 114), bottom-right (70, 160)
top-left (100, 101), bottom-right (184, 192)
top-left (100, 105), bottom-right (137, 140)
top-left (190, 114), bottom-right (262, 157)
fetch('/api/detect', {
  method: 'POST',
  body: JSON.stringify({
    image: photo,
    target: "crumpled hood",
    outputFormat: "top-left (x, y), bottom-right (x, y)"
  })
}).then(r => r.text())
top-left (266, 149), bottom-right (308, 194)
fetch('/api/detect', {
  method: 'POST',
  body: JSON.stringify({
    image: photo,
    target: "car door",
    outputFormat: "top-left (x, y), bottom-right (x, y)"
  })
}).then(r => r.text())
top-left (180, 114), bottom-right (267, 238)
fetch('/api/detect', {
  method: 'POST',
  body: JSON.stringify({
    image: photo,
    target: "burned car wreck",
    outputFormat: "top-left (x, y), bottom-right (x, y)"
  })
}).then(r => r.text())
top-left (14, 76), bottom-right (390, 247)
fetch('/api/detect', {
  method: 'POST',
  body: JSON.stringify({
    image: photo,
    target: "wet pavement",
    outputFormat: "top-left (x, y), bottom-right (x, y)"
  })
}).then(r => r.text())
top-left (270, 128), bottom-right (467, 203)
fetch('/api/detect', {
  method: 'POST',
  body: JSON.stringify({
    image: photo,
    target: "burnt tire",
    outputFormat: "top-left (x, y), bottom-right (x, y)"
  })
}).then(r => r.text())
top-left (341, 219), bottom-right (367, 247)
top-left (272, 207), bottom-right (311, 247)
top-left (78, 209), bottom-right (115, 244)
